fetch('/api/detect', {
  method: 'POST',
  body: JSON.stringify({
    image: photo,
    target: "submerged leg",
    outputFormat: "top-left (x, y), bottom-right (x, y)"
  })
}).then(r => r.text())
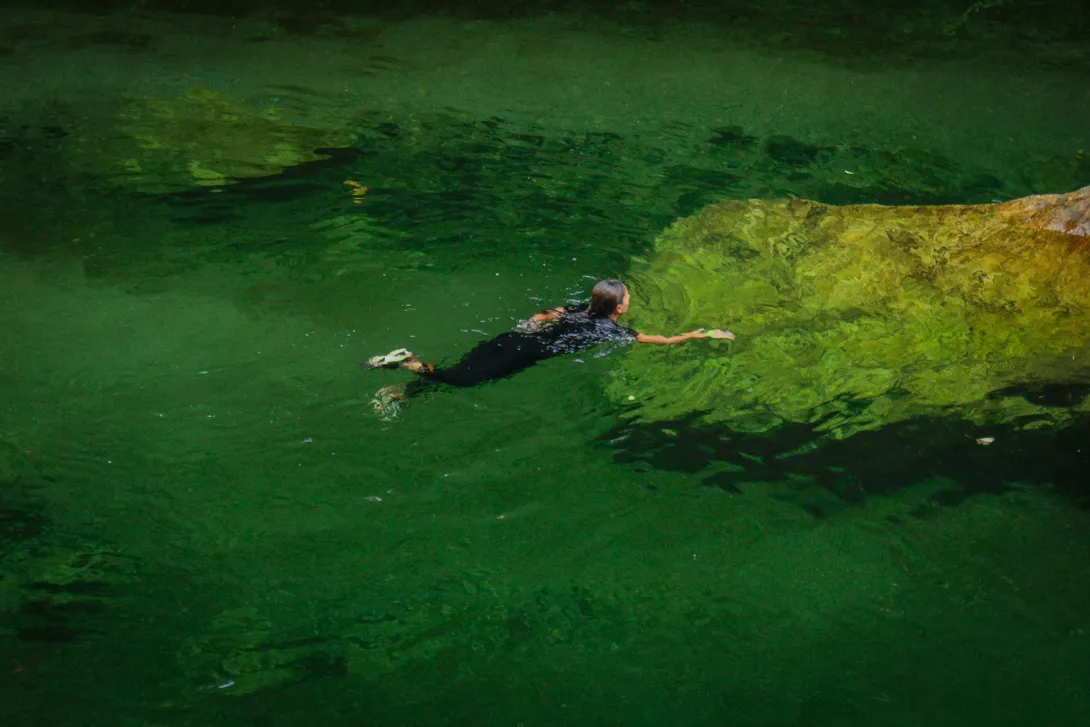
top-left (370, 384), bottom-right (407, 421)
top-left (401, 357), bottom-right (437, 375)
top-left (365, 331), bottom-right (548, 390)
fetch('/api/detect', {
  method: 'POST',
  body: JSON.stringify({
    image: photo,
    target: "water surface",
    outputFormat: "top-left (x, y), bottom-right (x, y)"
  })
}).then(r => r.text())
top-left (2, 3), bottom-right (1090, 725)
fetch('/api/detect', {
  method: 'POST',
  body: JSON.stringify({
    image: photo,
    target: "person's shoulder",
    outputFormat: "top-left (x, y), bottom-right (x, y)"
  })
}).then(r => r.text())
top-left (595, 318), bottom-right (638, 340)
top-left (562, 303), bottom-right (586, 315)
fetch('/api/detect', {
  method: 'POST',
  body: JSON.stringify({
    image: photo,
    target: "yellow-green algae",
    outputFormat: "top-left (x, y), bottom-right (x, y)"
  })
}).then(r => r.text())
top-left (111, 89), bottom-right (354, 191)
top-left (613, 185), bottom-right (1090, 438)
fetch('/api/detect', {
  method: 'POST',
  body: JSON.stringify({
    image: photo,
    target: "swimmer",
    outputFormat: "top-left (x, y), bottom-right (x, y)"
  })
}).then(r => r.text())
top-left (364, 279), bottom-right (733, 416)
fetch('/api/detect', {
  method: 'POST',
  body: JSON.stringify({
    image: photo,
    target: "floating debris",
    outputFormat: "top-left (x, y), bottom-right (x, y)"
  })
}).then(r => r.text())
top-left (344, 180), bottom-right (369, 204)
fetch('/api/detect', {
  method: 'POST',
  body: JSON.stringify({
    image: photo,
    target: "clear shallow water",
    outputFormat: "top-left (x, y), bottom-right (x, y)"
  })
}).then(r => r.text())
top-left (2, 4), bottom-right (1090, 726)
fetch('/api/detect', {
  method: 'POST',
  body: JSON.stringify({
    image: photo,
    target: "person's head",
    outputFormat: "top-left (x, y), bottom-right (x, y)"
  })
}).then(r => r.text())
top-left (587, 279), bottom-right (630, 319)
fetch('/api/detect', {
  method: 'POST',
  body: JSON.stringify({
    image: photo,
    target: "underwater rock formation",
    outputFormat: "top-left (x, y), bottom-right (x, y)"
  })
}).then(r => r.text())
top-left (112, 89), bottom-right (353, 191)
top-left (612, 184), bottom-right (1090, 438)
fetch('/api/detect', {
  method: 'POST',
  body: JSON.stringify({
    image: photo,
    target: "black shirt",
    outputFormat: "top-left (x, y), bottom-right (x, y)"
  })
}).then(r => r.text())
top-left (422, 304), bottom-right (638, 388)
top-left (537, 304), bottom-right (639, 355)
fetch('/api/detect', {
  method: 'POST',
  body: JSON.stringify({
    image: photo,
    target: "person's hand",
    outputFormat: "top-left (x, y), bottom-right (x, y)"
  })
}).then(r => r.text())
top-left (704, 328), bottom-right (735, 340)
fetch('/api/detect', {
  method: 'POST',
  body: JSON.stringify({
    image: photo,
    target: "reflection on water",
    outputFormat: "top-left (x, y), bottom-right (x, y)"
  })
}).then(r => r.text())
top-left (2, 3), bottom-right (1090, 725)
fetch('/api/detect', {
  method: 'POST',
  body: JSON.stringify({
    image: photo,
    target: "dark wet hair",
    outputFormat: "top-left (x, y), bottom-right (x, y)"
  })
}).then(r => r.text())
top-left (587, 279), bottom-right (627, 318)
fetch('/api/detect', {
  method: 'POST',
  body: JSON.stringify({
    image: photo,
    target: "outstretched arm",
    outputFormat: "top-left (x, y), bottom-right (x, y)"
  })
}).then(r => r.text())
top-left (636, 328), bottom-right (734, 345)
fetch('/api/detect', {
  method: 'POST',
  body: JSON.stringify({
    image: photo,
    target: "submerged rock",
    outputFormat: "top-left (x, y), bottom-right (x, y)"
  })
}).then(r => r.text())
top-left (612, 184), bottom-right (1090, 438)
top-left (107, 89), bottom-right (354, 191)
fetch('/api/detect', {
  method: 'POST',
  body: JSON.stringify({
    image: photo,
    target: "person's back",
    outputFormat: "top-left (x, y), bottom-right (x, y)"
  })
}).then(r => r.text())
top-left (534, 303), bottom-right (638, 356)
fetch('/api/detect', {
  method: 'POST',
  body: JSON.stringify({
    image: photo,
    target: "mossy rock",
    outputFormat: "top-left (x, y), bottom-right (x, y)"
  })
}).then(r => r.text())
top-left (612, 185), bottom-right (1090, 439)
top-left (109, 88), bottom-right (354, 191)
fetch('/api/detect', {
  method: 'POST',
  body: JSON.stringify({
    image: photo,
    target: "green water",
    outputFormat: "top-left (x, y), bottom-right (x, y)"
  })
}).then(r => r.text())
top-left (2, 2), bottom-right (1090, 725)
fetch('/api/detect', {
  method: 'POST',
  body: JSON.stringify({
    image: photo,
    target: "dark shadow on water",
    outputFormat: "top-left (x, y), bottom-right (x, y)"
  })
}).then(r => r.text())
top-left (1, 467), bottom-right (140, 646)
top-left (2, 103), bottom-right (1082, 284)
top-left (162, 145), bottom-right (363, 213)
top-left (989, 380), bottom-right (1090, 409)
top-left (600, 407), bottom-right (1090, 512)
top-left (9, 1), bottom-right (1090, 72)
top-left (141, 113), bottom-right (1054, 270)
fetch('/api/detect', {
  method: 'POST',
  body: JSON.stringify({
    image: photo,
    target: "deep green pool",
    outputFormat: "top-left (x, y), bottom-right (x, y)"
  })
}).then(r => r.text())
top-left (2, 2), bottom-right (1090, 725)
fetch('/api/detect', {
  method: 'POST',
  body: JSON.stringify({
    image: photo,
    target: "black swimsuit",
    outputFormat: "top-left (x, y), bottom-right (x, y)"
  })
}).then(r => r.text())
top-left (417, 305), bottom-right (638, 389)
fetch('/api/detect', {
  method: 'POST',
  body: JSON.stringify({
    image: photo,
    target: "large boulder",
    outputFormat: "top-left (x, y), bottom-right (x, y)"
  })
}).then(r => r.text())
top-left (612, 185), bottom-right (1090, 438)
